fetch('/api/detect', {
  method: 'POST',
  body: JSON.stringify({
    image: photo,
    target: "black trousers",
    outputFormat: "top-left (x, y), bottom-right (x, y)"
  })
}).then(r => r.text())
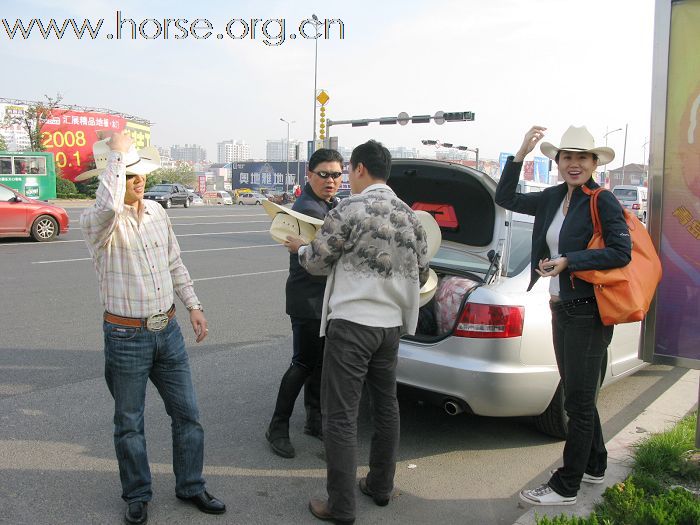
top-left (268, 317), bottom-right (324, 438)
top-left (547, 299), bottom-right (613, 497)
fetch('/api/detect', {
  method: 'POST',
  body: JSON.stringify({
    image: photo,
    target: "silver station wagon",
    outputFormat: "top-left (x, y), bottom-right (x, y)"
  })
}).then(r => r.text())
top-left (387, 159), bottom-right (645, 438)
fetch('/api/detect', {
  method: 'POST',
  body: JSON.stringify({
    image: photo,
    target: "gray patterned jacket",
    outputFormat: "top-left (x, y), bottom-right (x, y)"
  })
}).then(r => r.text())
top-left (298, 183), bottom-right (430, 336)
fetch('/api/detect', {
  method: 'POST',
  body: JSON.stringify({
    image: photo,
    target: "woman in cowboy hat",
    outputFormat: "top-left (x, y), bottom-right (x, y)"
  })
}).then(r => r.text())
top-left (495, 125), bottom-right (631, 506)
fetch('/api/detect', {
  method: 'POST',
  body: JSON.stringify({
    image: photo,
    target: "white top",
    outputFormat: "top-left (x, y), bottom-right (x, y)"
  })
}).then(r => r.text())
top-left (545, 197), bottom-right (567, 297)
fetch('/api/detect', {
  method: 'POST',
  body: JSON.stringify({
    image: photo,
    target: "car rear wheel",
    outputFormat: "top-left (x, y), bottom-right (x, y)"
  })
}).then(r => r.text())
top-left (256, 200), bottom-right (261, 205)
top-left (238, 201), bottom-right (243, 205)
top-left (534, 381), bottom-right (568, 439)
top-left (164, 199), bottom-right (172, 209)
top-left (184, 197), bottom-right (190, 208)
top-left (31, 215), bottom-right (58, 242)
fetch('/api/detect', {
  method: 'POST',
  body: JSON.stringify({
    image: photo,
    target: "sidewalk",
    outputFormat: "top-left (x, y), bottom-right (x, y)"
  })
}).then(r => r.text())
top-left (49, 198), bottom-right (95, 208)
top-left (513, 368), bottom-right (699, 525)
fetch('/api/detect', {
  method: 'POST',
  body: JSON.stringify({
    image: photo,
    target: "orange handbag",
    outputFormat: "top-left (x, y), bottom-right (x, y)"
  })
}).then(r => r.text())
top-left (571, 186), bottom-right (662, 326)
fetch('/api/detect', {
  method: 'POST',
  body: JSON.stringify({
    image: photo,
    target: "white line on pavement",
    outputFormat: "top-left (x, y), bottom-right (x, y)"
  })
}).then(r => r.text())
top-left (193, 269), bottom-right (287, 282)
top-left (68, 221), bottom-right (271, 231)
top-left (31, 243), bottom-right (282, 264)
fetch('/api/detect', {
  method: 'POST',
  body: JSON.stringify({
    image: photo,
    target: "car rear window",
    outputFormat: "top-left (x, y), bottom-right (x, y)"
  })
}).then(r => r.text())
top-left (613, 188), bottom-right (638, 200)
top-left (430, 221), bottom-right (533, 278)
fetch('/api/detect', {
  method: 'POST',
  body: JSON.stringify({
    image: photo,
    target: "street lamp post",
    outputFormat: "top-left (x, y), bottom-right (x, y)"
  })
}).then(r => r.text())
top-left (603, 127), bottom-right (623, 186)
top-left (311, 14), bottom-right (322, 147)
top-left (621, 124), bottom-right (628, 184)
top-left (642, 138), bottom-right (650, 183)
top-left (280, 118), bottom-right (295, 193)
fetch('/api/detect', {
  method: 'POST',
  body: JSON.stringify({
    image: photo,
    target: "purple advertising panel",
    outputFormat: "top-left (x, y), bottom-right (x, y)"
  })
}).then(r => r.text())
top-left (643, 0), bottom-right (700, 368)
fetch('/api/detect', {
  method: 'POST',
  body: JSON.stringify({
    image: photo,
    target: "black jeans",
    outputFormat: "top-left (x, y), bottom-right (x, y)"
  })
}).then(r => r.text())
top-left (547, 298), bottom-right (613, 498)
top-left (268, 317), bottom-right (324, 438)
top-left (322, 319), bottom-right (401, 522)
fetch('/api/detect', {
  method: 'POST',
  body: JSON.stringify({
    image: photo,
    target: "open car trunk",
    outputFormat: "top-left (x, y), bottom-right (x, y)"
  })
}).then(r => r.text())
top-left (387, 159), bottom-right (509, 341)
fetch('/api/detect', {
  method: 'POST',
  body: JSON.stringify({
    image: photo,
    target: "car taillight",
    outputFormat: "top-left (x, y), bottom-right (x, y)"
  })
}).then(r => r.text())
top-left (632, 203), bottom-right (640, 210)
top-left (453, 303), bottom-right (524, 338)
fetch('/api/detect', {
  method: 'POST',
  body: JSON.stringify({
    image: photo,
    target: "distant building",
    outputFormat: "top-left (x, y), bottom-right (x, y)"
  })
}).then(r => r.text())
top-left (170, 144), bottom-right (207, 163)
top-left (389, 146), bottom-right (420, 159)
top-left (266, 139), bottom-right (306, 162)
top-left (607, 163), bottom-right (647, 187)
top-left (217, 140), bottom-right (251, 163)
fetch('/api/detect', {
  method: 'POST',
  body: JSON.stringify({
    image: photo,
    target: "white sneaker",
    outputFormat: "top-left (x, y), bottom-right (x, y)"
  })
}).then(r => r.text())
top-left (549, 469), bottom-right (605, 485)
top-left (519, 483), bottom-right (576, 506)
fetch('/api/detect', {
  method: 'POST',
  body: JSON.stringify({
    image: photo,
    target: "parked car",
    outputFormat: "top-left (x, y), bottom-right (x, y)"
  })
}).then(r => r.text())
top-left (236, 192), bottom-right (266, 205)
top-left (612, 184), bottom-right (648, 222)
top-left (0, 182), bottom-right (69, 241)
top-left (144, 183), bottom-right (192, 208)
top-left (186, 189), bottom-right (204, 206)
top-left (336, 188), bottom-right (352, 200)
top-left (386, 159), bottom-right (645, 438)
top-left (203, 190), bottom-right (233, 205)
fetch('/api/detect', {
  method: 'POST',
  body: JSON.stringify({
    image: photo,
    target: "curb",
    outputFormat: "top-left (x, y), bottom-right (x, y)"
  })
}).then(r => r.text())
top-left (513, 368), bottom-right (699, 525)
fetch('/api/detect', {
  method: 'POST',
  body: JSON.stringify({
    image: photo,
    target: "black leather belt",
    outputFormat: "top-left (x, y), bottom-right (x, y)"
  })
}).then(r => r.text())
top-left (551, 296), bottom-right (596, 308)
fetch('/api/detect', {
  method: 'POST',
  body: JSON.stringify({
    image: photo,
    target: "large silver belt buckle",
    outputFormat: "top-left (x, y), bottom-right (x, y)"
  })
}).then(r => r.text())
top-left (146, 313), bottom-right (169, 332)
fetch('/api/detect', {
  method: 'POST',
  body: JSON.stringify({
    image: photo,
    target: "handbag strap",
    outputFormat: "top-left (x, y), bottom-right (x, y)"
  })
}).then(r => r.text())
top-left (579, 185), bottom-right (603, 235)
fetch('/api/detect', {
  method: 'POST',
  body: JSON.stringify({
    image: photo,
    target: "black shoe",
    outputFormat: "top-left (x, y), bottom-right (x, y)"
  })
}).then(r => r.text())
top-left (358, 477), bottom-right (390, 507)
top-left (125, 501), bottom-right (148, 524)
top-left (176, 491), bottom-right (226, 514)
top-left (266, 429), bottom-right (296, 458)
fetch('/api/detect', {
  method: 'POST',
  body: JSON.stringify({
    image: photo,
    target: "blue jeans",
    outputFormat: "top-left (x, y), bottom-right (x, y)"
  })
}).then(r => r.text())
top-left (547, 299), bottom-right (613, 498)
top-left (103, 318), bottom-right (205, 503)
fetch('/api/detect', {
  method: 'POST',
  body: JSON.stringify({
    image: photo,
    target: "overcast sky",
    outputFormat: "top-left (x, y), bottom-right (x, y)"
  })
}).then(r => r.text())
top-left (2, 0), bottom-right (656, 168)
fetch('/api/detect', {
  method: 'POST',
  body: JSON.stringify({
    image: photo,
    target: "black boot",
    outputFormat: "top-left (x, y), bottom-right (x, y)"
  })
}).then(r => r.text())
top-left (266, 363), bottom-right (309, 458)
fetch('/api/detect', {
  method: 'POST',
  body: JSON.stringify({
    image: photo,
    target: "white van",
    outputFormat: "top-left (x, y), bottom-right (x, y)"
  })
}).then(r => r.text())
top-left (612, 185), bottom-right (648, 222)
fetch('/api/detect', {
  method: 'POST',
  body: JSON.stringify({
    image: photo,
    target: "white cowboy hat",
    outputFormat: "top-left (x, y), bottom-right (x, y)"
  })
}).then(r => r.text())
top-left (419, 268), bottom-right (438, 307)
top-left (539, 125), bottom-right (615, 165)
top-left (262, 199), bottom-right (324, 245)
top-left (414, 210), bottom-right (442, 260)
top-left (74, 137), bottom-right (161, 182)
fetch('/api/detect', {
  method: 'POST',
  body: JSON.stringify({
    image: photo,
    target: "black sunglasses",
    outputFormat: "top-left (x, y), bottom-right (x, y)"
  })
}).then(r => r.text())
top-left (312, 170), bottom-right (343, 179)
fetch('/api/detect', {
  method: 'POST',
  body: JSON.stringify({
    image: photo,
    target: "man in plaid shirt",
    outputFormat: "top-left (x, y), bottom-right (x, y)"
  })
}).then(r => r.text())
top-left (81, 131), bottom-right (225, 524)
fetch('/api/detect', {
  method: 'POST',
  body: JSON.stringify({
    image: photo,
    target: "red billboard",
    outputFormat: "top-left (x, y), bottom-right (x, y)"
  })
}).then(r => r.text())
top-left (38, 109), bottom-right (151, 182)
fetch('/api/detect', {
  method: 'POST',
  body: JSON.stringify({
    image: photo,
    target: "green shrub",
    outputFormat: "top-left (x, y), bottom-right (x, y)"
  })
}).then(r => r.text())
top-left (56, 176), bottom-right (77, 195)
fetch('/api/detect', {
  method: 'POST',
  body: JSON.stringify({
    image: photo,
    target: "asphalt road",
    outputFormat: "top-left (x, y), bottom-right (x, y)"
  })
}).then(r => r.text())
top-left (0, 204), bottom-right (688, 525)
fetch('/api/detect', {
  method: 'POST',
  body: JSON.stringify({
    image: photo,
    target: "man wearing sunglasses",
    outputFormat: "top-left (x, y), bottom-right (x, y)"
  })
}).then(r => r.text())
top-left (266, 148), bottom-right (345, 459)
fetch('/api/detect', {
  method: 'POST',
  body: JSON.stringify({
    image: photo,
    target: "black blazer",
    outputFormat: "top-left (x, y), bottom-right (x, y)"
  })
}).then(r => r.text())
top-left (495, 157), bottom-right (631, 300)
top-left (285, 183), bottom-right (338, 319)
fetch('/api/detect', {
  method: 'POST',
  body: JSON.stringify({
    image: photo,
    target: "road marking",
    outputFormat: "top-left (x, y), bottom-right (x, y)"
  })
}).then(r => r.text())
top-left (0, 239), bottom-right (85, 246)
top-left (68, 221), bottom-right (271, 231)
top-left (31, 243), bottom-right (282, 264)
top-left (193, 269), bottom-right (287, 282)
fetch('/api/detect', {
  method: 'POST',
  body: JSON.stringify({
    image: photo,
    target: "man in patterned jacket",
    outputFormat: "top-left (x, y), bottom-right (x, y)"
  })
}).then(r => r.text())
top-left (285, 140), bottom-right (430, 524)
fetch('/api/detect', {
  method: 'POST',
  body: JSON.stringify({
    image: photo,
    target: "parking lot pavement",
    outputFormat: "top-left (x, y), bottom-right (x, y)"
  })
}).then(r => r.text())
top-left (0, 205), bottom-right (694, 524)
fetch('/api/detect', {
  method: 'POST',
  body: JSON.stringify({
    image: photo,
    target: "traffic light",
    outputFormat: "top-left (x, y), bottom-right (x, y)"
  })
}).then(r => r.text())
top-left (319, 106), bottom-right (326, 140)
top-left (443, 111), bottom-right (476, 122)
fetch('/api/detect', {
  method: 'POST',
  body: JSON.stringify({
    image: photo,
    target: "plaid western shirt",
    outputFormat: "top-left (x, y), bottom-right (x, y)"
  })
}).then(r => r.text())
top-left (81, 151), bottom-right (199, 318)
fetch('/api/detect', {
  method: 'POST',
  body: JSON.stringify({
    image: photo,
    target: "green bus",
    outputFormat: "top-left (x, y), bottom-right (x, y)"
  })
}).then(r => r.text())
top-left (0, 151), bottom-right (57, 200)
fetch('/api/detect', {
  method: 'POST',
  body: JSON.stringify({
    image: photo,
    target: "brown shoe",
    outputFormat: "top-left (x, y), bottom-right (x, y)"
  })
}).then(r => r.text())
top-left (308, 496), bottom-right (355, 524)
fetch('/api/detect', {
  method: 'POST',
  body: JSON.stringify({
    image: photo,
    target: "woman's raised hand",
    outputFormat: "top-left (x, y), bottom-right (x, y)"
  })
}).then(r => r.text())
top-left (514, 126), bottom-right (547, 162)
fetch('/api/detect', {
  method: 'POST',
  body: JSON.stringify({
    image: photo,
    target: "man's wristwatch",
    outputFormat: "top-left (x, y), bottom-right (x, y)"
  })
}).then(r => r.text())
top-left (187, 303), bottom-right (204, 313)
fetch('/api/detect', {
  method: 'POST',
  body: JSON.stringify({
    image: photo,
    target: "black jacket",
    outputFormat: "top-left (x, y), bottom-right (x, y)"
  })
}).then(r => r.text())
top-left (495, 158), bottom-right (631, 300)
top-left (285, 183), bottom-right (338, 318)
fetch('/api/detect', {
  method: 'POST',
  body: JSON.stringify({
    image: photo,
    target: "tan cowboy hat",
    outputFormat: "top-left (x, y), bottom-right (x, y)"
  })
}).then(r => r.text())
top-left (262, 199), bottom-right (324, 245)
top-left (74, 136), bottom-right (161, 182)
top-left (419, 268), bottom-right (438, 307)
top-left (414, 210), bottom-right (442, 260)
top-left (540, 125), bottom-right (615, 165)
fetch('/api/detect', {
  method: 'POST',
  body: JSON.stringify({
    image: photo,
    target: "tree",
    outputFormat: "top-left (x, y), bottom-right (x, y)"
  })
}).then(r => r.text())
top-left (0, 134), bottom-right (7, 151)
top-left (56, 176), bottom-right (77, 196)
top-left (2, 94), bottom-right (66, 151)
top-left (145, 162), bottom-right (197, 190)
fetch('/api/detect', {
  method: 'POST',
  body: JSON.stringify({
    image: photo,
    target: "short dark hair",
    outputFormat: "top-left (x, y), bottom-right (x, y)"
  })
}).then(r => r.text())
top-left (555, 150), bottom-right (599, 163)
top-left (308, 148), bottom-right (343, 172)
top-left (350, 140), bottom-right (392, 180)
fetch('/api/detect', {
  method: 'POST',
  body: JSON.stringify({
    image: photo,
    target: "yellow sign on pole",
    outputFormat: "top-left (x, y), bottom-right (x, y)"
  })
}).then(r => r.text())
top-left (316, 90), bottom-right (330, 106)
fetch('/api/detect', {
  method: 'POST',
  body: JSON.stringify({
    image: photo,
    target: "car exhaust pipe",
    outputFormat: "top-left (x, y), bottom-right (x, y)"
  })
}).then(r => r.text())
top-left (443, 399), bottom-right (464, 416)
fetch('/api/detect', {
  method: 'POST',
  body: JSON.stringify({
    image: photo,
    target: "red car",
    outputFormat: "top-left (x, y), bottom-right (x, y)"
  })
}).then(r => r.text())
top-left (0, 183), bottom-right (69, 241)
